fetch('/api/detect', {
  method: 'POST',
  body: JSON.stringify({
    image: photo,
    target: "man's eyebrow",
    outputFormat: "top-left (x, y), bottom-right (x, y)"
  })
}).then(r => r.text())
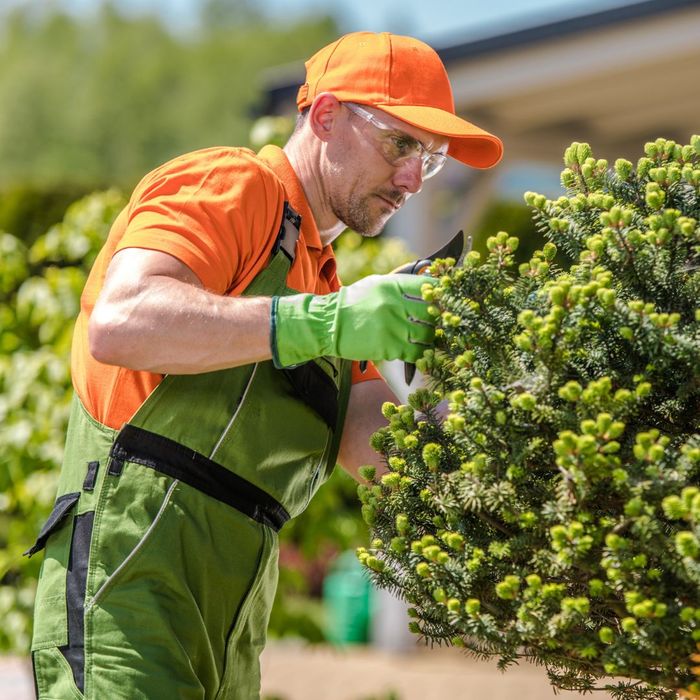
top-left (383, 117), bottom-right (446, 154)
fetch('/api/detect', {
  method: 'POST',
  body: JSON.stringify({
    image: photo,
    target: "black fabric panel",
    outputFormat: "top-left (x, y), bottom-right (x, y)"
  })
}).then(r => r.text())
top-left (110, 425), bottom-right (290, 531)
top-left (60, 511), bottom-right (94, 693)
top-left (283, 361), bottom-right (339, 430)
top-left (23, 492), bottom-right (80, 558)
top-left (82, 461), bottom-right (99, 491)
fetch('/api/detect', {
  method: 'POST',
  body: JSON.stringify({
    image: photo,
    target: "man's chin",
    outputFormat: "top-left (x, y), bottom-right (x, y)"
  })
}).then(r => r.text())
top-left (356, 214), bottom-right (391, 237)
top-left (337, 200), bottom-right (395, 237)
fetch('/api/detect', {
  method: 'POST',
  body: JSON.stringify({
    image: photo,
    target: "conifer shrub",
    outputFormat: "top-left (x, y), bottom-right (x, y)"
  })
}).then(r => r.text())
top-left (358, 137), bottom-right (700, 699)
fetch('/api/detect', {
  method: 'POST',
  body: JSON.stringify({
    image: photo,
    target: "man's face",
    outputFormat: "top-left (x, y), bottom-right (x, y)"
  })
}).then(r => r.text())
top-left (325, 104), bottom-right (450, 236)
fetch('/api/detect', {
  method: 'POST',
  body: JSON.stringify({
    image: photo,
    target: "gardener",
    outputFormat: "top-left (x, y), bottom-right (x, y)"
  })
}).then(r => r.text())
top-left (28, 31), bottom-right (502, 699)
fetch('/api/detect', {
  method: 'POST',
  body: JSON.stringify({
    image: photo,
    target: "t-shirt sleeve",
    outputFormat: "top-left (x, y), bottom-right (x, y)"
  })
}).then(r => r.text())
top-left (115, 148), bottom-right (285, 294)
top-left (351, 360), bottom-right (382, 384)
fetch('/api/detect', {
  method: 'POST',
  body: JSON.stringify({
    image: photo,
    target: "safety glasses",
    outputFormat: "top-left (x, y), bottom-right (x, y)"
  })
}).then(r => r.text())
top-left (344, 103), bottom-right (448, 180)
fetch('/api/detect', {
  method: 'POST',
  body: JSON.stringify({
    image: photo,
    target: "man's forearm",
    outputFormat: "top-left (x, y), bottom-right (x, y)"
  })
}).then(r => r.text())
top-left (337, 378), bottom-right (399, 481)
top-left (89, 248), bottom-right (274, 374)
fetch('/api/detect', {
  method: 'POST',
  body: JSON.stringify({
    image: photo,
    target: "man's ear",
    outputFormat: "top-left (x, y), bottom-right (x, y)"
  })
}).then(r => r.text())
top-left (308, 93), bottom-right (342, 142)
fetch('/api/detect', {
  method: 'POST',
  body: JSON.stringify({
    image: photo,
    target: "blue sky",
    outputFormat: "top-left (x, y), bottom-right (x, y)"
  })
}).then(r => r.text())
top-left (256, 0), bottom-right (641, 44)
top-left (6, 0), bottom-right (642, 44)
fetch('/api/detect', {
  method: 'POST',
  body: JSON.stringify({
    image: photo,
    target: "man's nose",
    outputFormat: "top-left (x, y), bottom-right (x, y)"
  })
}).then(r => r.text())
top-left (392, 157), bottom-right (424, 194)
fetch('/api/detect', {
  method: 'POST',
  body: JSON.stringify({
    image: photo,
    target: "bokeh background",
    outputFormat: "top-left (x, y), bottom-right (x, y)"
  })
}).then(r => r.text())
top-left (1, 1), bottom-right (698, 698)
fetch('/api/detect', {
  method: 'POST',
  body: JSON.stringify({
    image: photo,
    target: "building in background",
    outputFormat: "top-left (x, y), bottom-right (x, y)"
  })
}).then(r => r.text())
top-left (260, 0), bottom-right (700, 255)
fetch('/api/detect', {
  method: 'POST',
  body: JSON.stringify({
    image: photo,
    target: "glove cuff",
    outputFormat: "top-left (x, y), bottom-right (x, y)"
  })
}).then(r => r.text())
top-left (270, 296), bottom-right (284, 369)
top-left (271, 293), bottom-right (337, 368)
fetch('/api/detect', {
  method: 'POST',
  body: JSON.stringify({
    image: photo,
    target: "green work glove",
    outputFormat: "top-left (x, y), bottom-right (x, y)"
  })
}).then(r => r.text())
top-left (270, 274), bottom-right (435, 368)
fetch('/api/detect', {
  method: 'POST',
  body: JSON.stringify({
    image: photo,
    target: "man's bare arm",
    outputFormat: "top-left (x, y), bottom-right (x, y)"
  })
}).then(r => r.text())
top-left (89, 248), bottom-right (273, 374)
top-left (337, 378), bottom-right (398, 481)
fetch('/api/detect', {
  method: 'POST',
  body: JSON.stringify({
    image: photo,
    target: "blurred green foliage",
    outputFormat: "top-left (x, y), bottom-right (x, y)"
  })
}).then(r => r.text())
top-left (0, 183), bottom-right (94, 245)
top-left (0, 1), bottom-right (337, 190)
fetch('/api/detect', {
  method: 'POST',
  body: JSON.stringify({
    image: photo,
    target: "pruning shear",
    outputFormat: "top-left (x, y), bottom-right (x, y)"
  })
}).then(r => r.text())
top-left (360, 228), bottom-right (472, 384)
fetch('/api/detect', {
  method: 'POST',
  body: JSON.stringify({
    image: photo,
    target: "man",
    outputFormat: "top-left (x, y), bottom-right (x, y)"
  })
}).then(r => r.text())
top-left (27, 31), bottom-right (502, 699)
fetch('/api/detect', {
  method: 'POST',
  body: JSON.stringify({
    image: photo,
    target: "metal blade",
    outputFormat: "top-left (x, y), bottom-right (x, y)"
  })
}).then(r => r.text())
top-left (429, 228), bottom-right (465, 264)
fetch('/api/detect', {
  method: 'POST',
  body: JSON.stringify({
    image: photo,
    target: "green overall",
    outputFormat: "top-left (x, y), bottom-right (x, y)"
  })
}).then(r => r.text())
top-left (27, 205), bottom-right (353, 699)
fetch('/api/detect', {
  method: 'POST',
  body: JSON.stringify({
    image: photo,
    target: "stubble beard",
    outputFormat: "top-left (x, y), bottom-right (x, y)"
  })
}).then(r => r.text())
top-left (332, 189), bottom-right (404, 237)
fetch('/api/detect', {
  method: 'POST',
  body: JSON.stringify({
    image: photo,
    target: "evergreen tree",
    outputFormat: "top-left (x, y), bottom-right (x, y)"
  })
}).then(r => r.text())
top-left (358, 137), bottom-right (700, 699)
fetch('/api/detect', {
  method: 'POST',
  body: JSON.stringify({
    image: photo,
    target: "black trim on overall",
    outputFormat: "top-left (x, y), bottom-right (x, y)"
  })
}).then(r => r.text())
top-left (61, 510), bottom-right (94, 693)
top-left (283, 361), bottom-right (339, 430)
top-left (108, 425), bottom-right (291, 531)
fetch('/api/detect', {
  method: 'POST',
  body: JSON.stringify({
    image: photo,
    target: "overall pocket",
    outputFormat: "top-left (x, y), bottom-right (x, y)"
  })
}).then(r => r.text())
top-left (28, 492), bottom-right (80, 650)
top-left (29, 491), bottom-right (96, 694)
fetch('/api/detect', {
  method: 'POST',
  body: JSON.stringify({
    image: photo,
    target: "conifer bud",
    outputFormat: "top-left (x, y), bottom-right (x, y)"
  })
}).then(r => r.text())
top-left (422, 443), bottom-right (443, 470)
top-left (599, 627), bottom-right (614, 644)
top-left (676, 532), bottom-right (700, 558)
top-left (614, 158), bottom-right (633, 181)
top-left (381, 402), bottom-right (398, 419)
top-left (358, 465), bottom-right (376, 482)
top-left (396, 513), bottom-right (409, 534)
top-left (465, 599), bottom-right (481, 616)
top-left (543, 242), bottom-right (557, 261)
top-left (589, 579), bottom-right (606, 597)
top-left (576, 143), bottom-right (592, 163)
top-left (563, 143), bottom-right (579, 167)
top-left (637, 157), bottom-right (653, 178)
top-left (495, 575), bottom-right (520, 600)
top-left (432, 587), bottom-right (447, 603)
top-left (621, 617), bottom-right (637, 633)
top-left (416, 562), bottom-right (430, 578)
top-left (644, 142), bottom-right (659, 159)
top-left (361, 504), bottom-right (376, 525)
top-left (558, 381), bottom-right (582, 401)
top-left (381, 473), bottom-right (400, 489)
top-left (525, 574), bottom-right (542, 589)
top-left (369, 431), bottom-right (386, 453)
top-left (390, 536), bottom-right (407, 554)
top-left (447, 598), bottom-right (461, 613)
top-left (403, 434), bottom-right (418, 449)
top-left (465, 250), bottom-right (481, 267)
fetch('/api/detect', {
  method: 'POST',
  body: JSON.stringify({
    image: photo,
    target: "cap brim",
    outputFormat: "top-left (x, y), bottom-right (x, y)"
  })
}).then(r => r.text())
top-left (372, 104), bottom-right (503, 169)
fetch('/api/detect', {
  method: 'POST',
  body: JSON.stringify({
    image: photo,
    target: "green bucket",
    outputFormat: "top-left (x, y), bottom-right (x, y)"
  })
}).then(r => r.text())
top-left (322, 550), bottom-right (372, 644)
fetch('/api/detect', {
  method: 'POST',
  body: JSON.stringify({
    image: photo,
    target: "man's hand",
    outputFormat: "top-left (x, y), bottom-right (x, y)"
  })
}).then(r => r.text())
top-left (271, 274), bottom-right (435, 368)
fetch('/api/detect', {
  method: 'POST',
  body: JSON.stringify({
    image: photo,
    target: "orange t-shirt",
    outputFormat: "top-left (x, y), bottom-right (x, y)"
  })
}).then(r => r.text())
top-left (72, 145), bottom-right (381, 430)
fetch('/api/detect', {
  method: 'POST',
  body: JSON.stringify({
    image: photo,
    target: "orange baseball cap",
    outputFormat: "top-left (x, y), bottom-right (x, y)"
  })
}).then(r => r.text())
top-left (297, 31), bottom-right (503, 169)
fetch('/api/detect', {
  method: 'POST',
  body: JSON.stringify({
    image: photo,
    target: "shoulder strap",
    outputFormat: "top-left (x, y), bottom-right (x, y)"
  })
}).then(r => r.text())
top-left (271, 202), bottom-right (301, 263)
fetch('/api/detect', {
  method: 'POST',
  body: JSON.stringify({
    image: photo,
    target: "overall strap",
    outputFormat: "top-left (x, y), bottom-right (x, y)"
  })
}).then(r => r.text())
top-left (272, 202), bottom-right (302, 263)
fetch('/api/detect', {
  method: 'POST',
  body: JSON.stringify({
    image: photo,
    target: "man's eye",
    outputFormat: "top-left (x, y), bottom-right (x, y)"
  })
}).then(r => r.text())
top-left (390, 134), bottom-right (417, 157)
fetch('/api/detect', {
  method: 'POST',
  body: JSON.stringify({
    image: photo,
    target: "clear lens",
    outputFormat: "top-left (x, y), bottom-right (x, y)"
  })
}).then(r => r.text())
top-left (422, 153), bottom-right (447, 179)
top-left (345, 103), bottom-right (447, 179)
